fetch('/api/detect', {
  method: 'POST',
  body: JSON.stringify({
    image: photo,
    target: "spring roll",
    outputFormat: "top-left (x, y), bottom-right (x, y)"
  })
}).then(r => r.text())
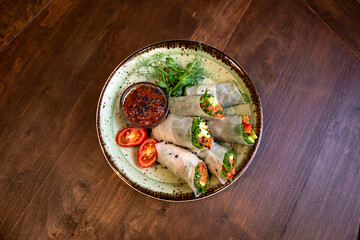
top-left (185, 81), bottom-right (249, 108)
top-left (156, 142), bottom-right (210, 197)
top-left (207, 114), bottom-right (258, 146)
top-left (152, 114), bottom-right (213, 149)
top-left (192, 142), bottom-right (237, 184)
top-left (225, 103), bottom-right (252, 116)
top-left (169, 89), bottom-right (226, 119)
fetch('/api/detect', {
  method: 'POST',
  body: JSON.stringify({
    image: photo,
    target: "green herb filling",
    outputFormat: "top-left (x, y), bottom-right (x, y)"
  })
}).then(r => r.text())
top-left (194, 164), bottom-right (209, 194)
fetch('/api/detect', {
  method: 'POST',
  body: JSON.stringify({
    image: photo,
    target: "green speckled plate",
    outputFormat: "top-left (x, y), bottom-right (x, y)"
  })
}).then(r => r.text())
top-left (96, 40), bottom-right (262, 201)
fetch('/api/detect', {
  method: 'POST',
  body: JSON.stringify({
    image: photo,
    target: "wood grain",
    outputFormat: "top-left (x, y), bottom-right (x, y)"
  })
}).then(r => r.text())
top-left (0, 0), bottom-right (249, 238)
top-left (279, 53), bottom-right (360, 239)
top-left (0, 0), bottom-right (359, 239)
top-left (0, 0), bottom-right (51, 49)
top-left (304, 0), bottom-right (360, 60)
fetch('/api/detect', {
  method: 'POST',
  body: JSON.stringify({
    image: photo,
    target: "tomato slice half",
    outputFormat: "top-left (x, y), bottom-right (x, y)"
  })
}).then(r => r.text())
top-left (116, 127), bottom-right (147, 147)
top-left (137, 138), bottom-right (158, 168)
top-left (243, 123), bottom-right (252, 134)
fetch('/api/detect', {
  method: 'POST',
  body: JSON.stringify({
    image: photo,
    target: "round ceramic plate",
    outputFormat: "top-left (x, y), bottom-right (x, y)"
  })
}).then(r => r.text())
top-left (96, 40), bottom-right (262, 201)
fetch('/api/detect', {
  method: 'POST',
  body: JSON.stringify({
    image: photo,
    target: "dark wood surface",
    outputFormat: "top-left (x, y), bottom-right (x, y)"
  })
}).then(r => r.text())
top-left (305, 0), bottom-right (360, 60)
top-left (0, 0), bottom-right (51, 49)
top-left (1, 0), bottom-right (359, 239)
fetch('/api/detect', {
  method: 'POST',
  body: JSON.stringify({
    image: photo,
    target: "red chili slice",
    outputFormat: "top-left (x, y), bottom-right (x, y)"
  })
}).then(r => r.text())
top-left (137, 138), bottom-right (158, 168)
top-left (116, 127), bottom-right (147, 147)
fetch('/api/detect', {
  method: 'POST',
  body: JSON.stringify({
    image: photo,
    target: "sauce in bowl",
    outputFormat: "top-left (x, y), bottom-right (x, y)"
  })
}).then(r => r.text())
top-left (120, 82), bottom-right (169, 128)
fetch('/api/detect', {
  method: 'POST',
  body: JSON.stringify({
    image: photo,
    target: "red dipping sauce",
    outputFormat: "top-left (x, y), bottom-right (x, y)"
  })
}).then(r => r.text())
top-left (120, 82), bottom-right (169, 128)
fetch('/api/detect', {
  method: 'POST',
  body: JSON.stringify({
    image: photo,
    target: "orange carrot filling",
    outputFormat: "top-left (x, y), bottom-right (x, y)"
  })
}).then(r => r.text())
top-left (200, 102), bottom-right (226, 118)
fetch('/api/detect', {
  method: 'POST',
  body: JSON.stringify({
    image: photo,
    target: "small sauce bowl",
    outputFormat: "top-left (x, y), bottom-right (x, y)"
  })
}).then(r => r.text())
top-left (119, 82), bottom-right (169, 129)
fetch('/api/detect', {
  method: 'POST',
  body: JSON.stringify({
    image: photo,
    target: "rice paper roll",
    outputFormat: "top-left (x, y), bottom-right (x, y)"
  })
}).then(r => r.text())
top-left (152, 114), bottom-right (193, 148)
top-left (156, 142), bottom-right (209, 197)
top-left (207, 114), bottom-right (257, 146)
top-left (170, 95), bottom-right (207, 118)
top-left (169, 90), bottom-right (226, 119)
top-left (192, 142), bottom-right (237, 185)
top-left (185, 81), bottom-right (249, 108)
top-left (152, 114), bottom-right (213, 150)
top-left (225, 103), bottom-right (252, 116)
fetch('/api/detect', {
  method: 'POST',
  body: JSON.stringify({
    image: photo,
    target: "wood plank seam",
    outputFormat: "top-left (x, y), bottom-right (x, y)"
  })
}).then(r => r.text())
top-left (0, 0), bottom-right (55, 53)
top-left (300, 0), bottom-right (360, 62)
top-left (221, 0), bottom-right (253, 52)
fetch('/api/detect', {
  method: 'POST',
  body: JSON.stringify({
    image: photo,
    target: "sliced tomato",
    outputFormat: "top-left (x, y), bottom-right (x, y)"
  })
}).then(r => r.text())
top-left (137, 138), bottom-right (158, 168)
top-left (116, 127), bottom-right (147, 147)
top-left (243, 123), bottom-right (252, 134)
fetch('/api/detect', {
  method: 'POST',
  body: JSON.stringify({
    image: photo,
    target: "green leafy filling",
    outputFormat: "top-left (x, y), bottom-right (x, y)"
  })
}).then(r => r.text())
top-left (239, 89), bottom-right (250, 102)
top-left (234, 116), bottom-right (255, 144)
top-left (199, 88), bottom-right (214, 105)
top-left (240, 125), bottom-right (255, 144)
top-left (200, 89), bottom-right (215, 116)
top-left (191, 117), bottom-right (204, 149)
top-left (199, 89), bottom-right (226, 117)
top-left (194, 164), bottom-right (209, 194)
top-left (221, 149), bottom-right (237, 181)
top-left (231, 81), bottom-right (249, 102)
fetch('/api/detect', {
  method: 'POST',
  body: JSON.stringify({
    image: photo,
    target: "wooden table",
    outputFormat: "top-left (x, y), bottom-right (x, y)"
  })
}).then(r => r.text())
top-left (1, 0), bottom-right (359, 239)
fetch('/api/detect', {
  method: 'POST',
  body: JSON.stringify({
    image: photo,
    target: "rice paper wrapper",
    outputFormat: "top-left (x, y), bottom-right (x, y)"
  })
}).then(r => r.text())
top-left (185, 81), bottom-right (245, 108)
top-left (169, 95), bottom-right (213, 119)
top-left (225, 103), bottom-right (252, 115)
top-left (192, 142), bottom-right (228, 185)
top-left (207, 115), bottom-right (253, 146)
top-left (185, 84), bottom-right (216, 97)
top-left (215, 82), bottom-right (246, 107)
top-left (156, 142), bottom-right (204, 197)
top-left (201, 77), bottom-right (216, 84)
top-left (152, 114), bottom-right (193, 148)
